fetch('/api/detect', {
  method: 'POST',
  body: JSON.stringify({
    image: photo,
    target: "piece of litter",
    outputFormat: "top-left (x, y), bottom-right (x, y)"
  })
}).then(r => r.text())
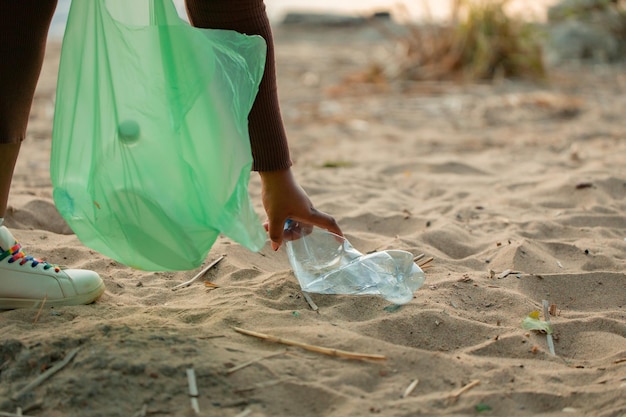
top-left (542, 300), bottom-right (556, 355)
top-left (186, 368), bottom-right (200, 414)
top-left (475, 403), bottom-right (492, 413)
top-left (302, 292), bottom-right (318, 311)
top-left (521, 311), bottom-right (553, 334)
top-left (401, 379), bottom-right (419, 398)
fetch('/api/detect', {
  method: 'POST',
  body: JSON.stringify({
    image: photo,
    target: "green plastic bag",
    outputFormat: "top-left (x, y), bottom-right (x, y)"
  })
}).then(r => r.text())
top-left (51, 0), bottom-right (267, 271)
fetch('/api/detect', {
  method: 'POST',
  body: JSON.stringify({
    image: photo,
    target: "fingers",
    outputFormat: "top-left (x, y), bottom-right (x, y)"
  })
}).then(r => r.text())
top-left (266, 210), bottom-right (341, 251)
top-left (267, 216), bottom-right (287, 251)
top-left (295, 208), bottom-right (342, 237)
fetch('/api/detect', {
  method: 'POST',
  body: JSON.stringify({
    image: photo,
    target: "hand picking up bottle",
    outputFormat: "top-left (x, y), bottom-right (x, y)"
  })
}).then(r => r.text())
top-left (283, 220), bottom-right (425, 305)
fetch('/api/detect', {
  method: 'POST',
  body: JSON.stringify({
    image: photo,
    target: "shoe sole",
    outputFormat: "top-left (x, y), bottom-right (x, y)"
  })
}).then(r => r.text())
top-left (0, 281), bottom-right (106, 310)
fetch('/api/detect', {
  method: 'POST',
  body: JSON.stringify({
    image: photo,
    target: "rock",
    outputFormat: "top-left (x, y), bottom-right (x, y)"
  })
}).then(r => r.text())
top-left (545, 20), bottom-right (622, 64)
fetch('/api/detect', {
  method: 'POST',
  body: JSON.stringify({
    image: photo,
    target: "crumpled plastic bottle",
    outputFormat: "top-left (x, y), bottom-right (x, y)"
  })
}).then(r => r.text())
top-left (284, 220), bottom-right (425, 304)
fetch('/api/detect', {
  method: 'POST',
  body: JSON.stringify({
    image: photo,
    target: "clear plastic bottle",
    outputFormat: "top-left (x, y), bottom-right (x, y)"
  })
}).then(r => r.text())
top-left (284, 220), bottom-right (425, 304)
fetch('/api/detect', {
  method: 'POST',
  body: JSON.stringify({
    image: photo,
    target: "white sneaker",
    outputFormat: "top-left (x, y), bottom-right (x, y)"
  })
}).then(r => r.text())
top-left (0, 226), bottom-right (105, 309)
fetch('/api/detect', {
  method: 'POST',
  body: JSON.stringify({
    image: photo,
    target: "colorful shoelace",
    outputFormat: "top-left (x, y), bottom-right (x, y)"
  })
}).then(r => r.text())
top-left (0, 243), bottom-right (61, 272)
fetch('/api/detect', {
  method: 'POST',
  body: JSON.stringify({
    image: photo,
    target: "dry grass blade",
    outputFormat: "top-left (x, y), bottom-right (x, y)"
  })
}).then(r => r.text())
top-left (233, 327), bottom-right (386, 361)
top-left (225, 351), bottom-right (286, 375)
top-left (32, 294), bottom-right (47, 324)
top-left (172, 255), bottom-right (225, 291)
top-left (448, 379), bottom-right (480, 403)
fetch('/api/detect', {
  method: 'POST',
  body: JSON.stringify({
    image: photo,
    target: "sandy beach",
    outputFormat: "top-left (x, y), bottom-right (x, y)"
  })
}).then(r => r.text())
top-left (1, 20), bottom-right (626, 417)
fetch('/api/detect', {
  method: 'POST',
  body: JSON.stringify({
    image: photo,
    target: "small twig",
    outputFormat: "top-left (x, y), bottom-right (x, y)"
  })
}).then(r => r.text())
top-left (302, 292), bottom-right (318, 311)
top-left (226, 351), bottom-right (286, 375)
top-left (32, 295), bottom-right (47, 324)
top-left (197, 334), bottom-right (226, 340)
top-left (401, 379), bottom-right (419, 398)
top-left (497, 269), bottom-right (523, 279)
top-left (233, 327), bottom-right (386, 361)
top-left (448, 379), bottom-right (480, 403)
top-left (186, 368), bottom-right (200, 414)
top-left (413, 254), bottom-right (425, 262)
top-left (543, 300), bottom-right (556, 356)
top-left (172, 255), bottom-right (225, 291)
top-left (416, 256), bottom-right (434, 268)
top-left (11, 347), bottom-right (80, 400)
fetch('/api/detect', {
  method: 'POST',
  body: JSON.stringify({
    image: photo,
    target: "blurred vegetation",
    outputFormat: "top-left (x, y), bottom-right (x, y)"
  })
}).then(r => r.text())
top-left (377, 0), bottom-right (547, 82)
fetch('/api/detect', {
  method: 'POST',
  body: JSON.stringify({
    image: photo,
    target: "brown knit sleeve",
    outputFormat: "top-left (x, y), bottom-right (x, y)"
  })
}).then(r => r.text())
top-left (0, 0), bottom-right (58, 144)
top-left (185, 0), bottom-right (292, 172)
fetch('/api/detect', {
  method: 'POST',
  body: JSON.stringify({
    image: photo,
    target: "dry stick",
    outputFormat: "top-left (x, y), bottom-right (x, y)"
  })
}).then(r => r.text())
top-left (302, 292), bottom-right (318, 311)
top-left (172, 255), bottom-right (225, 291)
top-left (448, 379), bottom-right (480, 403)
top-left (417, 257), bottom-right (434, 268)
top-left (401, 379), bottom-right (419, 398)
top-left (233, 327), bottom-right (386, 361)
top-left (32, 295), bottom-right (47, 324)
top-left (413, 254), bottom-right (425, 263)
top-left (542, 299), bottom-right (556, 356)
top-left (11, 347), bottom-right (80, 401)
top-left (226, 351), bottom-right (286, 375)
top-left (186, 368), bottom-right (200, 414)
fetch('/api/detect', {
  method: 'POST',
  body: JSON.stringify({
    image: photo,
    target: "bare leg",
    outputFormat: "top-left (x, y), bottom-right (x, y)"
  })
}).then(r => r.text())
top-left (0, 0), bottom-right (57, 219)
top-left (0, 143), bottom-right (21, 218)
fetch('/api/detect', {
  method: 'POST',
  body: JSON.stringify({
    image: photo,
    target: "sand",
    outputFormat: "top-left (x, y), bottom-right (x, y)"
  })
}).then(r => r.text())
top-left (1, 23), bottom-right (625, 417)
